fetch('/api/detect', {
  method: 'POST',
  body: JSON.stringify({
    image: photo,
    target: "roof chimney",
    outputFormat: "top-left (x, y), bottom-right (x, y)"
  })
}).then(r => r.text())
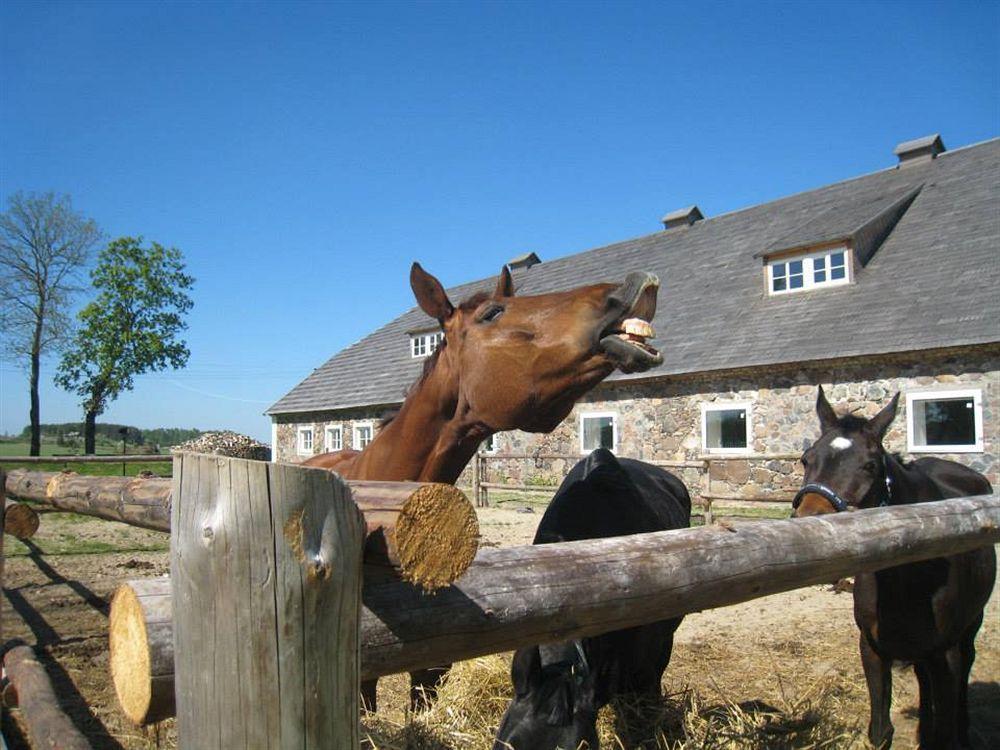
top-left (661, 205), bottom-right (703, 230)
top-left (507, 252), bottom-right (541, 270)
top-left (894, 134), bottom-right (945, 168)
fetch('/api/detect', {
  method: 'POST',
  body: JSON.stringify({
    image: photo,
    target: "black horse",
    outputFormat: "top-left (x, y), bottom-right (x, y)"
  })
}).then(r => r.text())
top-left (493, 448), bottom-right (690, 750)
top-left (793, 386), bottom-right (996, 749)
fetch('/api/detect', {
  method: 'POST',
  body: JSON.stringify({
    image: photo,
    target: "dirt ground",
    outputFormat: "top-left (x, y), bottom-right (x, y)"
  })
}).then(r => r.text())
top-left (2, 506), bottom-right (998, 749)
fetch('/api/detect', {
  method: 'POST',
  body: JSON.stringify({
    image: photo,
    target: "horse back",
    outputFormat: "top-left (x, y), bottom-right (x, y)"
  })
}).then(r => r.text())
top-left (534, 449), bottom-right (690, 544)
top-left (908, 456), bottom-right (992, 499)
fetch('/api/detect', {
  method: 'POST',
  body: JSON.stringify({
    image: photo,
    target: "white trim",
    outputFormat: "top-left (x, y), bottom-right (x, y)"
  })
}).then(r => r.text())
top-left (324, 424), bottom-right (343, 452)
top-left (480, 433), bottom-right (498, 454)
top-left (701, 401), bottom-right (753, 454)
top-left (906, 388), bottom-right (983, 453)
top-left (353, 421), bottom-right (375, 450)
top-left (296, 426), bottom-right (314, 455)
top-left (579, 411), bottom-right (618, 454)
top-left (410, 331), bottom-right (443, 358)
top-left (766, 246), bottom-right (852, 296)
top-left (270, 422), bottom-right (278, 463)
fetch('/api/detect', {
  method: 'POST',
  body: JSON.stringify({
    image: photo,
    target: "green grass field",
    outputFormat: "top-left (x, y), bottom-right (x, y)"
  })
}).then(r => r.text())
top-left (0, 440), bottom-right (171, 476)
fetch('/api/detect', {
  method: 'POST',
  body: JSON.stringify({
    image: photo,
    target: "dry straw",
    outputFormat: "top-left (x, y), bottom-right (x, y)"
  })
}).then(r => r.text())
top-left (360, 654), bottom-right (867, 749)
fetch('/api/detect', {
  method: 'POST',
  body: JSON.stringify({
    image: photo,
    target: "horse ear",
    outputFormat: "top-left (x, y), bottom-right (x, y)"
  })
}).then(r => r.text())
top-left (410, 263), bottom-right (455, 324)
top-left (867, 392), bottom-right (900, 441)
top-left (511, 645), bottom-right (542, 697)
top-left (816, 386), bottom-right (839, 432)
top-left (494, 266), bottom-right (515, 298)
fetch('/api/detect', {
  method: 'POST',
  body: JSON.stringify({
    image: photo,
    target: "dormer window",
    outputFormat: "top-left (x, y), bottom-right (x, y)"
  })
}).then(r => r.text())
top-left (410, 331), bottom-right (443, 358)
top-left (767, 246), bottom-right (850, 295)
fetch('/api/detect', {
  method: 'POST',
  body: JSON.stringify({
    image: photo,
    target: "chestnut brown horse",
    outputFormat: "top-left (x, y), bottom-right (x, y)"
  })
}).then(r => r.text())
top-left (306, 261), bottom-right (663, 711)
top-left (793, 387), bottom-right (995, 749)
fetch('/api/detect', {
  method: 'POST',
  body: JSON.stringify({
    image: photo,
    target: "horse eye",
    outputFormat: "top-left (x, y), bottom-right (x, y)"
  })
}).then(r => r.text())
top-left (479, 304), bottom-right (504, 323)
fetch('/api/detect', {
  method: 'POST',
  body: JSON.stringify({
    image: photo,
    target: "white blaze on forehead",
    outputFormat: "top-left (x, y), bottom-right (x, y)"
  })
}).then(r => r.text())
top-left (830, 437), bottom-right (853, 451)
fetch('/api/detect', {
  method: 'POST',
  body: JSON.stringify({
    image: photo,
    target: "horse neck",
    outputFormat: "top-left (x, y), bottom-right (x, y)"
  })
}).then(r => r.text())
top-left (878, 452), bottom-right (925, 506)
top-left (347, 352), bottom-right (482, 483)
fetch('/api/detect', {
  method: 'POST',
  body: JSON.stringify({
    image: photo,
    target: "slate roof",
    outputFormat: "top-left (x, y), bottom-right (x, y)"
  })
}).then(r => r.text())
top-left (268, 138), bottom-right (1000, 416)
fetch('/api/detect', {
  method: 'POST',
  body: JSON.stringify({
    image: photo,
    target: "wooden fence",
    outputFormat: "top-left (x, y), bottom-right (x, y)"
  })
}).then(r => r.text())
top-left (3, 454), bottom-right (999, 749)
top-left (472, 451), bottom-right (805, 523)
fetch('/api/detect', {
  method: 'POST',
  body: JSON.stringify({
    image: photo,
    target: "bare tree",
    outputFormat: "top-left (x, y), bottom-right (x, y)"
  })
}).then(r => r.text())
top-left (0, 192), bottom-right (102, 455)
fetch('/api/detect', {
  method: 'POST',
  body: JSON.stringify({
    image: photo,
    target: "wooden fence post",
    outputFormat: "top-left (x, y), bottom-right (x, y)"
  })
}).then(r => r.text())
top-left (702, 457), bottom-right (714, 525)
top-left (472, 453), bottom-right (483, 507)
top-left (170, 452), bottom-right (364, 749)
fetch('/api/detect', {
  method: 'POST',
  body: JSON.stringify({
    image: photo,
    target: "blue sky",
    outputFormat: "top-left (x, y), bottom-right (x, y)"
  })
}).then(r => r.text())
top-left (1, 0), bottom-right (997, 444)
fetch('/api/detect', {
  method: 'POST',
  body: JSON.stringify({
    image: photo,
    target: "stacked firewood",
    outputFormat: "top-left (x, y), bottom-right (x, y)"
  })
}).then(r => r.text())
top-left (172, 431), bottom-right (271, 461)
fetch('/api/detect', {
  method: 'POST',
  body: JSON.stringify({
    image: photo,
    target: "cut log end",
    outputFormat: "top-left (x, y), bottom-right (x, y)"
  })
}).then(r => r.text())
top-left (4, 500), bottom-right (40, 539)
top-left (394, 483), bottom-right (480, 591)
top-left (110, 584), bottom-right (153, 724)
top-left (110, 580), bottom-right (174, 725)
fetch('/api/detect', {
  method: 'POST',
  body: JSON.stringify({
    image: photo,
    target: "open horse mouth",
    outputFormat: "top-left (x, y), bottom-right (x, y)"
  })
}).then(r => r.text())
top-left (599, 272), bottom-right (663, 374)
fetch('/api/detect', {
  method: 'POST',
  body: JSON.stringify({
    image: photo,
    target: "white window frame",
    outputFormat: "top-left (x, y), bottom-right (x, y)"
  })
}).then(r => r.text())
top-left (353, 422), bottom-right (375, 450)
top-left (906, 389), bottom-right (983, 453)
top-left (766, 246), bottom-right (851, 296)
top-left (579, 411), bottom-right (618, 454)
top-left (296, 426), bottom-right (314, 455)
top-left (324, 424), bottom-right (343, 452)
top-left (410, 331), bottom-right (444, 358)
top-left (701, 401), bottom-right (753, 455)
top-left (480, 433), bottom-right (498, 454)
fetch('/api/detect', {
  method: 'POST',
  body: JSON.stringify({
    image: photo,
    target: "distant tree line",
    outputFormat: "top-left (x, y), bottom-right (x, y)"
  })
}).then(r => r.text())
top-left (16, 423), bottom-right (205, 448)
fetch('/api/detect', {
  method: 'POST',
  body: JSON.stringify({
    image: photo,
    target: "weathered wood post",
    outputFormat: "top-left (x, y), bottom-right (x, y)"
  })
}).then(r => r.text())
top-left (472, 452), bottom-right (482, 507)
top-left (171, 452), bottom-right (364, 749)
top-left (702, 457), bottom-right (714, 525)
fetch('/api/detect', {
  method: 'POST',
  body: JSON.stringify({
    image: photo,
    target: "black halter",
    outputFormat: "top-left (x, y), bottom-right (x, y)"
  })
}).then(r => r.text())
top-left (792, 453), bottom-right (894, 513)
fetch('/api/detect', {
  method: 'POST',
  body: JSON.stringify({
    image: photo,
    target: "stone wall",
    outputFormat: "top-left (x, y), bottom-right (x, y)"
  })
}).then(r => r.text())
top-left (472, 345), bottom-right (999, 499)
top-left (272, 345), bottom-right (999, 502)
top-left (272, 405), bottom-right (395, 464)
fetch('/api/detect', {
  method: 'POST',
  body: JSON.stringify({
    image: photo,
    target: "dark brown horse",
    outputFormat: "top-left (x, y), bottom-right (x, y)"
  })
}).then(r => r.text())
top-left (793, 386), bottom-right (995, 749)
top-left (306, 262), bottom-right (663, 711)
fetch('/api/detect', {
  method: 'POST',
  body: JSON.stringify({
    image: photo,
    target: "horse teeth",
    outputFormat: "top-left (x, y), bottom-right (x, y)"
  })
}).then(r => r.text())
top-left (621, 318), bottom-right (654, 339)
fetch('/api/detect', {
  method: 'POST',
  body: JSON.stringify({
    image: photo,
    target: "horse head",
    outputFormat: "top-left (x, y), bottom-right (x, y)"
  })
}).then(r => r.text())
top-left (411, 262), bottom-right (661, 434)
top-left (792, 386), bottom-right (900, 517)
top-left (493, 642), bottom-right (599, 750)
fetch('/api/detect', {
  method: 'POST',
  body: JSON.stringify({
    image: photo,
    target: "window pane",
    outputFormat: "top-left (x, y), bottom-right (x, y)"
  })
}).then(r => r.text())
top-left (914, 398), bottom-right (976, 446)
top-left (772, 277), bottom-right (786, 291)
top-left (788, 259), bottom-right (803, 289)
top-left (582, 416), bottom-right (614, 451)
top-left (706, 409), bottom-right (747, 449)
top-left (813, 256), bottom-right (826, 283)
top-left (326, 428), bottom-right (341, 451)
top-left (830, 252), bottom-right (846, 280)
top-left (773, 262), bottom-right (786, 278)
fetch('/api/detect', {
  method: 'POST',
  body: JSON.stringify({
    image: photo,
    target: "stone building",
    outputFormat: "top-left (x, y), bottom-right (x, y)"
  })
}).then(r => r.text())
top-left (268, 134), bottom-right (999, 497)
